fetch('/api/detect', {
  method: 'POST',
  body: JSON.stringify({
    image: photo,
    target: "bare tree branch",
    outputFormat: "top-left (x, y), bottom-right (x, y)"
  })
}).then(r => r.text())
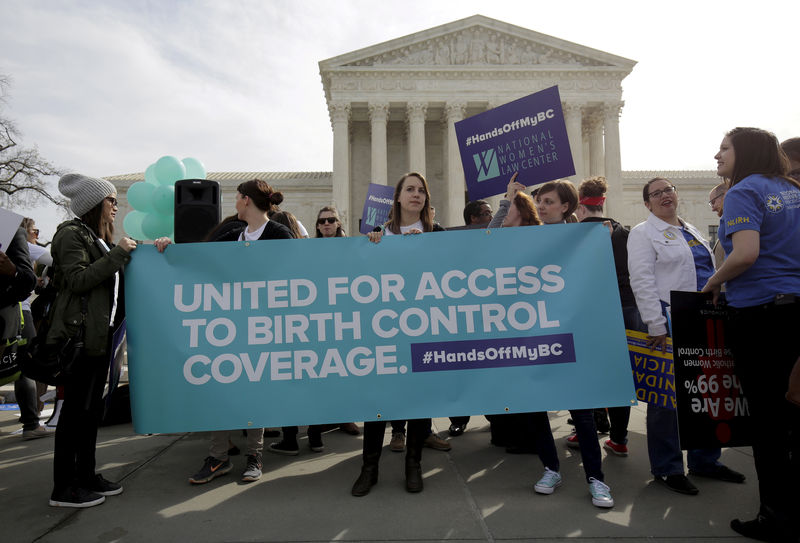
top-left (0, 75), bottom-right (67, 210)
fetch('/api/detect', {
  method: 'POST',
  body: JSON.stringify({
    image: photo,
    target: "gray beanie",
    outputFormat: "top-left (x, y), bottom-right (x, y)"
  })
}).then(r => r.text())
top-left (58, 173), bottom-right (117, 217)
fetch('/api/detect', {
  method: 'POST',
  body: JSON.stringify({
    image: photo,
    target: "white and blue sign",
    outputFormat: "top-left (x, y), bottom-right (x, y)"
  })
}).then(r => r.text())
top-left (125, 224), bottom-right (634, 434)
top-left (359, 183), bottom-right (395, 234)
top-left (455, 86), bottom-right (575, 201)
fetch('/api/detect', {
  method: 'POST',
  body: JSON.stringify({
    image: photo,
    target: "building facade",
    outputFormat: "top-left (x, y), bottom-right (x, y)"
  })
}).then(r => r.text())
top-left (112, 15), bottom-right (724, 242)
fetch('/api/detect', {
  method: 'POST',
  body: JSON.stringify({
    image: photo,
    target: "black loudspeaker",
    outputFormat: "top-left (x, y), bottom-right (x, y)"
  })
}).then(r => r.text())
top-left (174, 179), bottom-right (221, 243)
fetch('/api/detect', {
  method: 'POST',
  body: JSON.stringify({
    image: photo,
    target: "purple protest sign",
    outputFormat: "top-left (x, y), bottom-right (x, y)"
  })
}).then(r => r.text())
top-left (455, 86), bottom-right (575, 201)
top-left (359, 183), bottom-right (396, 234)
top-left (410, 333), bottom-right (576, 373)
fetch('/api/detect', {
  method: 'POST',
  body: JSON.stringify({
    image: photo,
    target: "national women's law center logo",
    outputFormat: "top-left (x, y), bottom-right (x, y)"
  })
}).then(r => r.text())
top-left (473, 149), bottom-right (500, 182)
top-left (765, 194), bottom-right (784, 213)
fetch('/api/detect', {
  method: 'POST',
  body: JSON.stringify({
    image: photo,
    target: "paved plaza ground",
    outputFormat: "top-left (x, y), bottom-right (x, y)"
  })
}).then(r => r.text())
top-left (0, 400), bottom-right (758, 542)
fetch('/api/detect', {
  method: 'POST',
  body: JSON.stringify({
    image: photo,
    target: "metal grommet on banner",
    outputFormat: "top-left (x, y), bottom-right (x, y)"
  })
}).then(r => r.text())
top-left (376, 414), bottom-right (382, 419)
top-left (504, 407), bottom-right (510, 412)
top-left (245, 242), bottom-right (250, 247)
top-left (247, 421), bottom-right (253, 426)
top-left (630, 399), bottom-right (636, 405)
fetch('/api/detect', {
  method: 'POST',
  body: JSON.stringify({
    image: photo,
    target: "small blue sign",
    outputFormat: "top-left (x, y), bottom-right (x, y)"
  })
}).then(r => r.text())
top-left (455, 86), bottom-right (575, 200)
top-left (359, 183), bottom-right (396, 234)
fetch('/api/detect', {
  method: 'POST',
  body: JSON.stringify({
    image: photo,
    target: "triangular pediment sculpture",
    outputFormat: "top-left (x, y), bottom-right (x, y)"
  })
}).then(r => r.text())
top-left (320, 15), bottom-right (635, 70)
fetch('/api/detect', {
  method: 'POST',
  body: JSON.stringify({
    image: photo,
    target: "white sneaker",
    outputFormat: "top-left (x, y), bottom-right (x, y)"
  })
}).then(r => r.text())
top-left (534, 468), bottom-right (562, 494)
top-left (589, 477), bottom-right (614, 508)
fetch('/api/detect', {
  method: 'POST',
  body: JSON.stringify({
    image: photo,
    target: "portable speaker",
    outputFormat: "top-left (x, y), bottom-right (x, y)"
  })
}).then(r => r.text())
top-left (174, 179), bottom-right (221, 243)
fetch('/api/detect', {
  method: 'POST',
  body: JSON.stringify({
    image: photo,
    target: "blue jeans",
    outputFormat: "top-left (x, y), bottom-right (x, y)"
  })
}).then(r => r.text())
top-left (634, 303), bottom-right (722, 476)
top-left (569, 409), bottom-right (604, 482)
top-left (646, 402), bottom-right (721, 476)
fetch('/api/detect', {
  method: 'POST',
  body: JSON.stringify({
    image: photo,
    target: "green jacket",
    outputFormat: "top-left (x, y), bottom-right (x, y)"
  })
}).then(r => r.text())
top-left (47, 220), bottom-right (131, 357)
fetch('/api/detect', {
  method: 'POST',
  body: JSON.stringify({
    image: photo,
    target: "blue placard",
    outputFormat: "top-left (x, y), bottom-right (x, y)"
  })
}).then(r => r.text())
top-left (359, 183), bottom-right (395, 234)
top-left (455, 86), bottom-right (575, 201)
top-left (125, 224), bottom-right (634, 434)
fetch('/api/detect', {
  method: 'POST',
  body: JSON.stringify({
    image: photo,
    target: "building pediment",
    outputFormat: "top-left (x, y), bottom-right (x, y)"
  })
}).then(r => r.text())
top-left (319, 15), bottom-right (635, 70)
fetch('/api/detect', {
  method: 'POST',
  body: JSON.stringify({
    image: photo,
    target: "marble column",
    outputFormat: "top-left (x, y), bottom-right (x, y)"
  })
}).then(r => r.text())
top-left (581, 124), bottom-right (591, 180)
top-left (603, 101), bottom-right (624, 218)
top-left (588, 111), bottom-right (605, 177)
top-left (406, 102), bottom-right (427, 177)
top-left (369, 102), bottom-right (389, 186)
top-left (563, 103), bottom-right (585, 182)
top-left (330, 102), bottom-right (351, 234)
top-left (444, 101), bottom-right (466, 228)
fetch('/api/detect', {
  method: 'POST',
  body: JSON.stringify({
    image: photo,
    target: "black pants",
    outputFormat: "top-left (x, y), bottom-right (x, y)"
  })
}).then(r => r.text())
top-left (53, 353), bottom-right (107, 491)
top-left (728, 300), bottom-right (800, 525)
top-left (363, 418), bottom-right (428, 457)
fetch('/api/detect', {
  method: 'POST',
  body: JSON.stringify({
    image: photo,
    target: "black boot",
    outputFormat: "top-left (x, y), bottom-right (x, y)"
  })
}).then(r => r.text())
top-left (351, 421), bottom-right (385, 497)
top-left (405, 425), bottom-right (424, 493)
top-left (351, 452), bottom-right (380, 496)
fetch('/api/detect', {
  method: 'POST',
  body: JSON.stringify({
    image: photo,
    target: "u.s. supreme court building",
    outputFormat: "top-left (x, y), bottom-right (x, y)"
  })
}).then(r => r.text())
top-left (111, 15), bottom-right (723, 243)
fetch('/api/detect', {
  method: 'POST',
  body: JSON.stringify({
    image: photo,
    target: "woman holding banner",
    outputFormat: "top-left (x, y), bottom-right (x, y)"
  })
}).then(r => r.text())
top-left (628, 177), bottom-right (745, 496)
top-left (702, 127), bottom-right (800, 542)
top-left (353, 172), bottom-right (443, 496)
top-left (533, 177), bottom-right (615, 507)
top-left (157, 179), bottom-right (293, 485)
top-left (489, 176), bottom-right (614, 508)
top-left (48, 174), bottom-right (137, 508)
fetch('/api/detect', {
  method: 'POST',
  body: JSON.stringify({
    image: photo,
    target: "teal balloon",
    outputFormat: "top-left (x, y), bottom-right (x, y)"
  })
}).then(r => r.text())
top-left (123, 211), bottom-right (146, 240)
top-left (154, 155), bottom-right (185, 186)
top-left (142, 213), bottom-right (173, 240)
top-left (144, 163), bottom-right (159, 185)
top-left (152, 185), bottom-right (175, 216)
top-left (127, 181), bottom-right (155, 212)
top-left (182, 157), bottom-right (206, 180)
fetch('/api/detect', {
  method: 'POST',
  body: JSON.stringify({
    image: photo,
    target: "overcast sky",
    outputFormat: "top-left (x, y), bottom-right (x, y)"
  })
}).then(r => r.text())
top-left (2, 0), bottom-right (798, 239)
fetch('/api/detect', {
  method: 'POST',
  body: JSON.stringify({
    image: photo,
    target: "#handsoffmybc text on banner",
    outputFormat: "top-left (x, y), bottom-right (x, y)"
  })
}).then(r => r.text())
top-left (125, 224), bottom-right (634, 434)
top-left (454, 86), bottom-right (575, 201)
top-left (359, 183), bottom-right (395, 235)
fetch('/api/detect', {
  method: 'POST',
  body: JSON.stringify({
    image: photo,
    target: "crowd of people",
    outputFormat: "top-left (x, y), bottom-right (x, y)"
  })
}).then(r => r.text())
top-left (2, 127), bottom-right (798, 542)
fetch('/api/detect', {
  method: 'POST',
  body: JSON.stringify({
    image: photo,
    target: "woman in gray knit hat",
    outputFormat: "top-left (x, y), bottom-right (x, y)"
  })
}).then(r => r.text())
top-left (47, 174), bottom-right (137, 509)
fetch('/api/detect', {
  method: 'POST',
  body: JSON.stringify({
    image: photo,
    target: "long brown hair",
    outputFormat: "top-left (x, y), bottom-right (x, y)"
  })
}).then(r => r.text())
top-left (726, 127), bottom-right (800, 189)
top-left (80, 201), bottom-right (113, 245)
top-left (271, 211), bottom-right (302, 239)
top-left (512, 192), bottom-right (542, 226)
top-left (385, 172), bottom-right (433, 234)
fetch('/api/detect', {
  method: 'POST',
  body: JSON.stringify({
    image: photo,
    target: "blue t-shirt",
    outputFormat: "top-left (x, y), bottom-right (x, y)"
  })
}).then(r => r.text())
top-left (720, 174), bottom-right (800, 307)
top-left (680, 228), bottom-right (714, 289)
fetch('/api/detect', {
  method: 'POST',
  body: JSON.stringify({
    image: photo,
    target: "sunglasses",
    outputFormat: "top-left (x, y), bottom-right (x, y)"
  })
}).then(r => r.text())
top-left (105, 197), bottom-right (118, 206)
top-left (317, 217), bottom-right (338, 225)
top-left (31, 229), bottom-right (40, 236)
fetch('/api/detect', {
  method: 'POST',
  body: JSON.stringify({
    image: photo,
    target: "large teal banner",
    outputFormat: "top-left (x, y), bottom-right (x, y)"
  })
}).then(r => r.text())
top-left (125, 224), bottom-right (635, 434)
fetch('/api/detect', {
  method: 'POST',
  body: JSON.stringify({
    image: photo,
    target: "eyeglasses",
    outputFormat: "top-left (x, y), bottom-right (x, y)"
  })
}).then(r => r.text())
top-left (317, 217), bottom-right (337, 225)
top-left (105, 197), bottom-right (118, 207)
top-left (708, 193), bottom-right (723, 207)
top-left (478, 210), bottom-right (492, 217)
top-left (648, 186), bottom-right (676, 199)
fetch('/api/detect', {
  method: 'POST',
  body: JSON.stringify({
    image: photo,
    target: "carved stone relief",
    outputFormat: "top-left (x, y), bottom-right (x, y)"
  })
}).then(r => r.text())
top-left (344, 27), bottom-right (610, 68)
